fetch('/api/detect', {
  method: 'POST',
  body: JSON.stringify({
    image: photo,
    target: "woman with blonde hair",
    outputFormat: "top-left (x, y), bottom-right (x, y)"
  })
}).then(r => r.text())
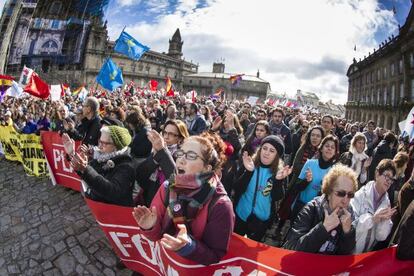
top-left (339, 132), bottom-right (372, 186)
top-left (284, 164), bottom-right (357, 254)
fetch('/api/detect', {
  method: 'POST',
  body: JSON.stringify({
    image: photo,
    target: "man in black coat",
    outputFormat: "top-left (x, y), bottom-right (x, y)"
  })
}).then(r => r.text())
top-left (66, 97), bottom-right (101, 146)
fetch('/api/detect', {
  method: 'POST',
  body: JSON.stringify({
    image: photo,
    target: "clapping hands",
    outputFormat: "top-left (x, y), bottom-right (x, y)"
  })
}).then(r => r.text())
top-left (276, 165), bottom-right (293, 180)
top-left (242, 151), bottom-right (255, 172)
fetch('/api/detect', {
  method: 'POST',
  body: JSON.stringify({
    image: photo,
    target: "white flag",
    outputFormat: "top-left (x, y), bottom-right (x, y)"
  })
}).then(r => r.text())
top-left (50, 85), bottom-right (62, 101)
top-left (18, 65), bottom-right (34, 87)
top-left (5, 81), bottom-right (23, 98)
top-left (401, 106), bottom-right (414, 141)
top-left (78, 87), bottom-right (89, 101)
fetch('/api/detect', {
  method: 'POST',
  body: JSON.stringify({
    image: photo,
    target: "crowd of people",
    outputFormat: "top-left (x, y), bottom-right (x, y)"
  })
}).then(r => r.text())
top-left (1, 89), bottom-right (414, 267)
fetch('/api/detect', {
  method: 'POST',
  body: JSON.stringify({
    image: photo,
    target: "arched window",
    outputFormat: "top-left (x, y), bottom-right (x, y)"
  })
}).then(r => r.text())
top-left (49, 1), bottom-right (62, 15)
top-left (40, 40), bottom-right (59, 54)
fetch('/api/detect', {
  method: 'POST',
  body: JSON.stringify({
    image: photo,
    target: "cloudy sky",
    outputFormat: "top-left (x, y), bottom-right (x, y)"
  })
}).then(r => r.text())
top-left (0, 0), bottom-right (411, 103)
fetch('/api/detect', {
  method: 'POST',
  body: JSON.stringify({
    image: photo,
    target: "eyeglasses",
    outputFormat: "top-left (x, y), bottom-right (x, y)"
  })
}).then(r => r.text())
top-left (99, 140), bottom-right (114, 146)
top-left (162, 130), bottom-right (179, 138)
top-left (175, 149), bottom-right (205, 162)
top-left (382, 174), bottom-right (396, 184)
top-left (334, 190), bottom-right (355, 199)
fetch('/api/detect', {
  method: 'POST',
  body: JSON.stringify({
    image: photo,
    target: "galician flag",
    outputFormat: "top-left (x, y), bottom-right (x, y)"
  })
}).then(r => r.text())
top-left (96, 58), bottom-right (123, 92)
top-left (114, 31), bottom-right (150, 61)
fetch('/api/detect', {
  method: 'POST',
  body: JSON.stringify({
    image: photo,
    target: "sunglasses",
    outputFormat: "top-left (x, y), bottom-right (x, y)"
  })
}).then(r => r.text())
top-left (334, 190), bottom-right (354, 199)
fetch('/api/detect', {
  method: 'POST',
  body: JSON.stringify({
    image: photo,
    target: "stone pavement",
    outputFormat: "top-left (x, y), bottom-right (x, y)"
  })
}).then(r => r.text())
top-left (0, 158), bottom-right (133, 276)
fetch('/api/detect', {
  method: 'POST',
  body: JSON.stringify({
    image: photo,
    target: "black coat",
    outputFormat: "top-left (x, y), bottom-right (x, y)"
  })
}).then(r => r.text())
top-left (368, 140), bottom-right (394, 181)
top-left (80, 152), bottom-right (135, 207)
top-left (69, 116), bottom-right (101, 146)
top-left (130, 127), bottom-right (152, 158)
top-left (394, 200), bottom-right (414, 260)
top-left (283, 195), bottom-right (356, 255)
top-left (135, 148), bottom-right (176, 206)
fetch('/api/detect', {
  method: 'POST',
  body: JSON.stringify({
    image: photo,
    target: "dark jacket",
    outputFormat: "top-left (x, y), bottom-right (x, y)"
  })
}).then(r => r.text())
top-left (393, 179), bottom-right (414, 229)
top-left (291, 129), bottom-right (304, 164)
top-left (79, 152), bottom-right (135, 207)
top-left (340, 133), bottom-right (353, 154)
top-left (368, 140), bottom-right (394, 181)
top-left (394, 200), bottom-right (414, 260)
top-left (283, 195), bottom-right (356, 255)
top-left (187, 114), bottom-right (207, 135)
top-left (233, 165), bottom-right (285, 217)
top-left (69, 115), bottom-right (101, 146)
top-left (269, 121), bottom-right (292, 155)
top-left (129, 127), bottom-right (152, 158)
top-left (135, 148), bottom-right (176, 206)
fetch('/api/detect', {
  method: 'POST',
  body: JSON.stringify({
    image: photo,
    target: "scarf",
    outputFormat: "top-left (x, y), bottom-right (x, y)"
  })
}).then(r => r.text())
top-left (302, 145), bottom-right (317, 165)
top-left (163, 172), bottom-right (216, 235)
top-left (92, 147), bottom-right (128, 163)
top-left (349, 148), bottom-right (368, 177)
top-left (318, 155), bottom-right (334, 169)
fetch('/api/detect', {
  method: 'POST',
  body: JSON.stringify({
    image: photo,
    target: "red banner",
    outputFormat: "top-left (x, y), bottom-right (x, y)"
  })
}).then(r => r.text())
top-left (41, 131), bottom-right (81, 192)
top-left (85, 198), bottom-right (414, 276)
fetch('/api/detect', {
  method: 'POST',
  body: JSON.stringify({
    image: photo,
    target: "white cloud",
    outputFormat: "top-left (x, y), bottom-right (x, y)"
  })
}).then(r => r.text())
top-left (117, 0), bottom-right (142, 7)
top-left (109, 0), bottom-right (399, 104)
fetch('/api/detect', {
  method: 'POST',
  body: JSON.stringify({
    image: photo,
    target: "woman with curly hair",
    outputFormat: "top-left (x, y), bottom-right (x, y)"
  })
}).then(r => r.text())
top-left (132, 135), bottom-right (234, 265)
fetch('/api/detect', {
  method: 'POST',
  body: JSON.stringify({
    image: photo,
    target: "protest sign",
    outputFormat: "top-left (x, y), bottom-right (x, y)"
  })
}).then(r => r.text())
top-left (85, 198), bottom-right (414, 276)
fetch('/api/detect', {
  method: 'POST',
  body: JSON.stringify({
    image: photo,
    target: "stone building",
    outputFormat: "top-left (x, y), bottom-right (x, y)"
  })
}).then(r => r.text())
top-left (296, 89), bottom-right (320, 108)
top-left (345, 3), bottom-right (414, 132)
top-left (183, 62), bottom-right (271, 101)
top-left (0, 0), bottom-right (197, 89)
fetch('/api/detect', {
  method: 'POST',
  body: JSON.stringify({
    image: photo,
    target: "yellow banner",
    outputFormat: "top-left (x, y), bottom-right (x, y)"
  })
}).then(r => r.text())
top-left (0, 126), bottom-right (49, 177)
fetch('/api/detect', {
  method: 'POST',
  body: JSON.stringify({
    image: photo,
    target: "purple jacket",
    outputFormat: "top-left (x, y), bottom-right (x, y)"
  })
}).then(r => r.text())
top-left (141, 178), bottom-right (235, 265)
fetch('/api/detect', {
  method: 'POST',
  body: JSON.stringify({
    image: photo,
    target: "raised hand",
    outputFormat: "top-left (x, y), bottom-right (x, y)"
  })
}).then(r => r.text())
top-left (340, 208), bottom-right (352, 233)
top-left (70, 152), bottom-right (88, 172)
top-left (62, 133), bottom-right (75, 156)
top-left (323, 208), bottom-right (340, 232)
top-left (373, 207), bottom-right (396, 224)
top-left (160, 224), bottom-right (190, 251)
top-left (276, 165), bottom-right (293, 180)
top-left (305, 168), bottom-right (313, 182)
top-left (363, 157), bottom-right (372, 168)
top-left (147, 129), bottom-right (165, 152)
top-left (132, 206), bottom-right (157, 230)
top-left (242, 151), bottom-right (255, 172)
top-left (212, 116), bottom-right (222, 131)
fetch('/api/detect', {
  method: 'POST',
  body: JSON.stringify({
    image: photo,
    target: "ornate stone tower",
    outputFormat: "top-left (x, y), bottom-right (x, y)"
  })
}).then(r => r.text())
top-left (212, 62), bottom-right (225, 73)
top-left (168, 28), bottom-right (183, 60)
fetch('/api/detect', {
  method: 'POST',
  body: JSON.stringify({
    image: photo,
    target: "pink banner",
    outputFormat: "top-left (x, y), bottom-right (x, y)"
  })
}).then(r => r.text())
top-left (85, 198), bottom-right (414, 276)
top-left (41, 131), bottom-right (81, 192)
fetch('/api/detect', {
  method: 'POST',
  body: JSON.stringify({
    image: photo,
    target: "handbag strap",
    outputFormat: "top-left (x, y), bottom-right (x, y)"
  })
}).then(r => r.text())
top-left (250, 167), bottom-right (260, 215)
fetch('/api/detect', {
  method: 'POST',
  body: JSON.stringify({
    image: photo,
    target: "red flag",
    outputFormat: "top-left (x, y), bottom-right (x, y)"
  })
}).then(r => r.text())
top-left (149, 80), bottom-right (158, 91)
top-left (24, 73), bottom-right (50, 99)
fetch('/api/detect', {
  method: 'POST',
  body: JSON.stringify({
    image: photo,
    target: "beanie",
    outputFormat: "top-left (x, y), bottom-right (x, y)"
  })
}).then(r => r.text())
top-left (108, 126), bottom-right (132, 150)
top-left (260, 135), bottom-right (285, 157)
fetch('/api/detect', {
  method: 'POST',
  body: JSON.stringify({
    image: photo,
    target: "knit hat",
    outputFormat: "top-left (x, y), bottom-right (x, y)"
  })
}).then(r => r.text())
top-left (260, 135), bottom-right (285, 157)
top-left (107, 126), bottom-right (132, 150)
